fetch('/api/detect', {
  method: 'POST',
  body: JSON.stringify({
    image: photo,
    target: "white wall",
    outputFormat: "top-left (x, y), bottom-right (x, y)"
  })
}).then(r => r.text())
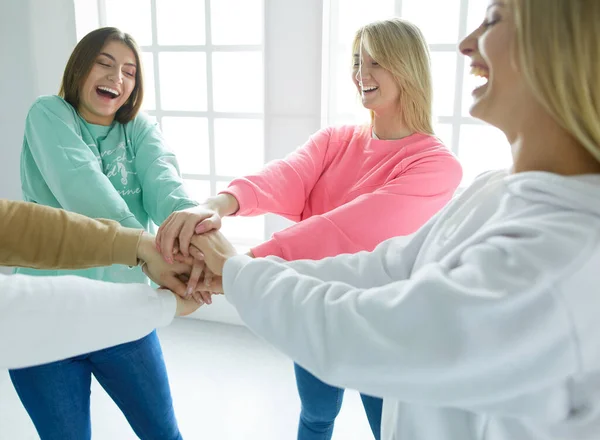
top-left (0, 0), bottom-right (76, 274)
top-left (0, 0), bottom-right (324, 322)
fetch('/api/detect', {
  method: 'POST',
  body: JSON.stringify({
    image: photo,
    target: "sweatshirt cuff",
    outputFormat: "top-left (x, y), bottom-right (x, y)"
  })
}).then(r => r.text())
top-left (223, 254), bottom-right (254, 305)
top-left (155, 289), bottom-right (178, 327)
top-left (219, 181), bottom-right (259, 216)
top-left (112, 228), bottom-right (144, 266)
top-left (251, 238), bottom-right (284, 259)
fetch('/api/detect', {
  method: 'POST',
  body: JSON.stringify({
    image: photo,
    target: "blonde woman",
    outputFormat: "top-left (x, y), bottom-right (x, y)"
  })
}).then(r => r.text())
top-left (180, 0), bottom-right (600, 439)
top-left (158, 19), bottom-right (462, 440)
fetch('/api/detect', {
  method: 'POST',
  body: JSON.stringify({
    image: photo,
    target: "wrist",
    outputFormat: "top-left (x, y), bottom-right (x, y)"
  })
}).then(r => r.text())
top-left (136, 232), bottom-right (156, 264)
top-left (205, 193), bottom-right (239, 217)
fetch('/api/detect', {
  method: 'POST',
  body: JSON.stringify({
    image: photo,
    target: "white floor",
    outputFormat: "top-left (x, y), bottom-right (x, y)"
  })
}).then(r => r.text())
top-left (0, 319), bottom-right (375, 439)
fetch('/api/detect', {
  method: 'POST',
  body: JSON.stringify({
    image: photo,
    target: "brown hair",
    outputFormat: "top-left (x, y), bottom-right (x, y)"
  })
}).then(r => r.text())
top-left (59, 27), bottom-right (144, 124)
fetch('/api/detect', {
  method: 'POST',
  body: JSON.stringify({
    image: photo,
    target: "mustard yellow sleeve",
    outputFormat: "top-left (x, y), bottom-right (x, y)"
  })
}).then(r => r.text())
top-left (0, 199), bottom-right (143, 269)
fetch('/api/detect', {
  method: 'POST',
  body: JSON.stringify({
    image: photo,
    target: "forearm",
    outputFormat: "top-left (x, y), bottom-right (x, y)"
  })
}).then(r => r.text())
top-left (204, 193), bottom-right (240, 217)
top-left (0, 199), bottom-right (142, 269)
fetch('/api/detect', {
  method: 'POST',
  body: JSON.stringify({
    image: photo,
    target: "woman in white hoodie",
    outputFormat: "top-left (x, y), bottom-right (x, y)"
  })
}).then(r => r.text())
top-left (185, 0), bottom-right (600, 439)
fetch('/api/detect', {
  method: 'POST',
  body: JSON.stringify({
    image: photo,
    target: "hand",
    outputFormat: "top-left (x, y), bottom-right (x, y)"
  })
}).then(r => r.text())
top-left (189, 230), bottom-right (238, 276)
top-left (156, 204), bottom-right (222, 262)
top-left (173, 248), bottom-right (224, 301)
top-left (156, 194), bottom-right (240, 263)
top-left (137, 233), bottom-right (193, 297)
top-left (158, 287), bottom-right (203, 316)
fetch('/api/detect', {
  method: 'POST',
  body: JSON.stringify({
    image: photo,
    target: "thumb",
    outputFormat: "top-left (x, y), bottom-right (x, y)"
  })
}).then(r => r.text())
top-left (162, 274), bottom-right (188, 298)
top-left (195, 215), bottom-right (221, 233)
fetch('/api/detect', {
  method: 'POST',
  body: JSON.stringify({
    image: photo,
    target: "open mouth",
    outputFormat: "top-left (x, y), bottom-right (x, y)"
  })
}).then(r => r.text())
top-left (96, 86), bottom-right (120, 100)
top-left (361, 86), bottom-right (379, 95)
top-left (470, 66), bottom-right (489, 94)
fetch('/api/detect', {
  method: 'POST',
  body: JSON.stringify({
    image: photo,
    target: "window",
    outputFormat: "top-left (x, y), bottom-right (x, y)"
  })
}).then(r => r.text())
top-left (74, 0), bottom-right (265, 247)
top-left (323, 0), bottom-right (512, 186)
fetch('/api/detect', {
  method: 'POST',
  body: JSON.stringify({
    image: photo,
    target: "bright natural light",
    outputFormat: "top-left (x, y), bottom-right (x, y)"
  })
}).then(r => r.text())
top-left (74, 0), bottom-right (266, 246)
top-left (324, 0), bottom-right (513, 187)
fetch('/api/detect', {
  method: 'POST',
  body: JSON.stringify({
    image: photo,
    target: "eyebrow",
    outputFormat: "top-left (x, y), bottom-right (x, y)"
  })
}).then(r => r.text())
top-left (98, 52), bottom-right (137, 68)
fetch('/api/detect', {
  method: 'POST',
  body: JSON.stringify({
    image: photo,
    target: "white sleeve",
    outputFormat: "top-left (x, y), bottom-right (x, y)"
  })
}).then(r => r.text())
top-left (223, 225), bottom-right (586, 412)
top-left (0, 274), bottom-right (176, 369)
top-left (268, 209), bottom-right (438, 288)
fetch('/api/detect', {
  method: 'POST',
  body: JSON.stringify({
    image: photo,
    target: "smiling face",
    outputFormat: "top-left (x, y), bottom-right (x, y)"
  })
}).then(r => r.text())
top-left (77, 40), bottom-right (137, 125)
top-left (352, 46), bottom-right (401, 116)
top-left (459, 1), bottom-right (533, 135)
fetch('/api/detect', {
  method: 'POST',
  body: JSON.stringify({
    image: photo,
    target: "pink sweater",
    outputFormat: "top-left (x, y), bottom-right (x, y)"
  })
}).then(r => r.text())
top-left (222, 125), bottom-right (462, 261)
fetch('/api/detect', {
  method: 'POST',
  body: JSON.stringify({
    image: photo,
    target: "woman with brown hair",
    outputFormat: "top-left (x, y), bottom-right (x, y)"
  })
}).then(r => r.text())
top-left (10, 27), bottom-right (198, 439)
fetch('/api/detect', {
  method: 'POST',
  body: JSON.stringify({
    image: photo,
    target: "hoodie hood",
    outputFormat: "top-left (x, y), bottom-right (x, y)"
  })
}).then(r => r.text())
top-left (505, 171), bottom-right (600, 217)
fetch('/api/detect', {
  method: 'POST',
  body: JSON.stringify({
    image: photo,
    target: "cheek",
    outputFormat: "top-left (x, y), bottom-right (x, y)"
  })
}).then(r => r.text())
top-left (122, 80), bottom-right (136, 101)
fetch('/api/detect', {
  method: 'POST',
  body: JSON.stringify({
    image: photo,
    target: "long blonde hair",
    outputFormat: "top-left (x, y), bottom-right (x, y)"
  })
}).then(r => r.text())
top-left (512, 0), bottom-right (600, 161)
top-left (352, 18), bottom-right (433, 135)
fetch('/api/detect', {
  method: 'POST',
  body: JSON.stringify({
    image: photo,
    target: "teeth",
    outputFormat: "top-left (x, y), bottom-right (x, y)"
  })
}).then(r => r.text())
top-left (362, 86), bottom-right (378, 92)
top-left (97, 86), bottom-right (120, 97)
top-left (470, 66), bottom-right (489, 79)
top-left (470, 66), bottom-right (489, 88)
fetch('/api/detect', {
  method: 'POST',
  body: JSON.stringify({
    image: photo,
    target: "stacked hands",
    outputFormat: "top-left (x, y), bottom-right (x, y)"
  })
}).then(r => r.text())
top-left (136, 195), bottom-right (244, 315)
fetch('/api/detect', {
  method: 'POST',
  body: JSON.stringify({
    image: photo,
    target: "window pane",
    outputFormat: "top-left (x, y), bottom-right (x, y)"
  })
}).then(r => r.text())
top-left (214, 119), bottom-right (263, 176)
top-left (336, 0), bottom-right (394, 44)
top-left (466, 0), bottom-right (488, 36)
top-left (212, 52), bottom-right (263, 113)
top-left (332, 46), bottom-right (368, 122)
top-left (211, 0), bottom-right (262, 45)
top-left (433, 122), bottom-right (453, 150)
top-left (183, 179), bottom-right (211, 202)
top-left (160, 117), bottom-right (210, 175)
top-left (141, 52), bottom-right (155, 111)
top-left (430, 52), bottom-right (456, 117)
top-left (74, 0), bottom-right (99, 41)
top-left (402, 0), bottom-right (461, 44)
top-left (156, 0), bottom-right (205, 45)
top-left (105, 0), bottom-right (152, 46)
top-left (459, 124), bottom-right (512, 185)
top-left (159, 52), bottom-right (207, 111)
top-left (216, 181), bottom-right (265, 243)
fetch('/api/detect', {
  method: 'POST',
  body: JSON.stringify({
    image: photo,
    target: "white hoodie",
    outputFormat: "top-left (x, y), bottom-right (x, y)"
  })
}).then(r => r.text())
top-left (223, 170), bottom-right (600, 440)
top-left (0, 275), bottom-right (176, 369)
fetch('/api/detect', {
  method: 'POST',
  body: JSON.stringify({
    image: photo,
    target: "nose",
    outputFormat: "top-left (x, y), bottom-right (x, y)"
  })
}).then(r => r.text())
top-left (459, 27), bottom-right (479, 57)
top-left (107, 68), bottom-right (123, 84)
top-left (354, 63), bottom-right (372, 83)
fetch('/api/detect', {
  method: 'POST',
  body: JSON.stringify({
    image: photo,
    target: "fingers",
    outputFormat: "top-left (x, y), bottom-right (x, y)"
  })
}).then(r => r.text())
top-left (200, 291), bottom-right (212, 304)
top-left (159, 217), bottom-right (184, 264)
top-left (156, 214), bottom-right (174, 251)
top-left (179, 218), bottom-right (199, 257)
top-left (186, 259), bottom-right (205, 297)
top-left (162, 273), bottom-right (189, 298)
top-left (191, 291), bottom-right (204, 305)
top-left (195, 214), bottom-right (222, 234)
top-left (188, 245), bottom-right (205, 261)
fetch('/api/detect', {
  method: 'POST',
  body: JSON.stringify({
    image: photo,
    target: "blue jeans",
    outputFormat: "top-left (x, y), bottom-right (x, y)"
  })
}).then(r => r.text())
top-left (9, 331), bottom-right (181, 440)
top-left (294, 363), bottom-right (382, 440)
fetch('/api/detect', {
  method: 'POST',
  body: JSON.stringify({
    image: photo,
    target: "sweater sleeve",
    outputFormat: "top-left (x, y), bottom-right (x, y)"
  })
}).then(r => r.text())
top-left (251, 152), bottom-right (462, 260)
top-left (24, 97), bottom-right (143, 229)
top-left (132, 114), bottom-right (199, 225)
top-left (220, 127), bottom-right (333, 221)
top-left (0, 199), bottom-right (142, 269)
top-left (0, 274), bottom-right (176, 369)
top-left (223, 221), bottom-right (584, 412)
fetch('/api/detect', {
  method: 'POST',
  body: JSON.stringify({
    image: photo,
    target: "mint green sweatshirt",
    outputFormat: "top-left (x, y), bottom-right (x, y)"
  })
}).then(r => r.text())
top-left (16, 95), bottom-right (198, 283)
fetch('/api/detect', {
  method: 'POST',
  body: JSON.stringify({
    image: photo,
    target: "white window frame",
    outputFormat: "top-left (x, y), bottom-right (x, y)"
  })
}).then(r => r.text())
top-left (95, 0), bottom-right (265, 199)
top-left (322, 0), bottom-right (496, 173)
